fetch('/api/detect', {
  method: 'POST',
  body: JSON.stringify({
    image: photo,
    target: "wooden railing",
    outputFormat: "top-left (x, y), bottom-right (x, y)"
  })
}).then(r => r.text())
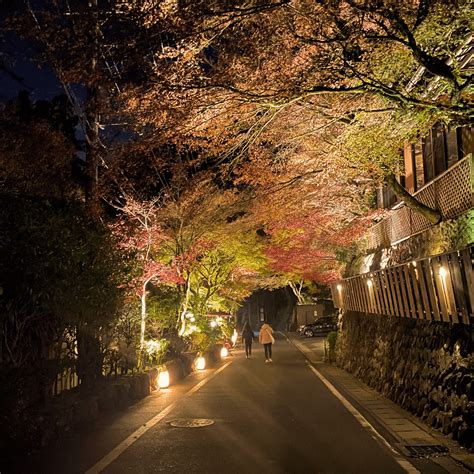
top-left (331, 246), bottom-right (474, 325)
top-left (366, 154), bottom-right (473, 251)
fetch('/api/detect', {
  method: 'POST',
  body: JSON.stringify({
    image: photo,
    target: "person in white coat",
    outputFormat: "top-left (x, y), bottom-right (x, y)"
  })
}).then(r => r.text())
top-left (258, 322), bottom-right (274, 363)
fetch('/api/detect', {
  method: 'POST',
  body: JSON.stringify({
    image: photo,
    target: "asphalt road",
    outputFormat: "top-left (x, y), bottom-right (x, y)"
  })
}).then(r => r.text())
top-left (10, 333), bottom-right (423, 474)
top-left (93, 334), bottom-right (406, 474)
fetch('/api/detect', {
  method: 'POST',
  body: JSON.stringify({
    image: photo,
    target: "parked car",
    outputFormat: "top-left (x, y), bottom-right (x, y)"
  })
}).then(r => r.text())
top-left (297, 316), bottom-right (338, 337)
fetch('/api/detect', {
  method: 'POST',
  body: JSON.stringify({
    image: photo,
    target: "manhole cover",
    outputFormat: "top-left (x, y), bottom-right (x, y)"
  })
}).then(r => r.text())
top-left (404, 445), bottom-right (448, 458)
top-left (169, 418), bottom-right (215, 428)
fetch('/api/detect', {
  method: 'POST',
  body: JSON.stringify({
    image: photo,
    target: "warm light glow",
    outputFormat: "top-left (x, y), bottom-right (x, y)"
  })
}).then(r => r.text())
top-left (158, 370), bottom-right (170, 388)
top-left (367, 279), bottom-right (373, 288)
top-left (189, 325), bottom-right (197, 332)
top-left (439, 266), bottom-right (447, 278)
top-left (196, 356), bottom-right (206, 370)
top-left (231, 330), bottom-right (238, 345)
top-left (190, 316), bottom-right (196, 322)
top-left (210, 320), bottom-right (217, 328)
top-left (412, 261), bottom-right (417, 267)
top-left (220, 347), bottom-right (229, 358)
top-left (336, 284), bottom-right (342, 291)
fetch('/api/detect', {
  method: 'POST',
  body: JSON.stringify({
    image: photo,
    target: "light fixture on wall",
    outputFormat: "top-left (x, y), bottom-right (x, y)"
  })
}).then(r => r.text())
top-left (439, 266), bottom-right (447, 279)
top-left (438, 265), bottom-right (451, 314)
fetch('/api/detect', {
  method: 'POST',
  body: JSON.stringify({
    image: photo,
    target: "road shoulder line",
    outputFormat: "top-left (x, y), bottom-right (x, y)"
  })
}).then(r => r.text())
top-left (285, 332), bottom-right (419, 474)
top-left (305, 361), bottom-right (419, 474)
top-left (85, 361), bottom-right (233, 474)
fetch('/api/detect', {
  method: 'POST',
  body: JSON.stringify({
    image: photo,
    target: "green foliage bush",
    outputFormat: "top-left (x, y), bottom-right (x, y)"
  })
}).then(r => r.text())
top-left (0, 195), bottom-right (129, 382)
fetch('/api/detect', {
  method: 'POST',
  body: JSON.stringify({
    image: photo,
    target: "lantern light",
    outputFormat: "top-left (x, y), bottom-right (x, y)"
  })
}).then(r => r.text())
top-left (158, 370), bottom-right (170, 388)
top-left (220, 346), bottom-right (229, 358)
top-left (196, 356), bottom-right (206, 370)
top-left (336, 284), bottom-right (342, 291)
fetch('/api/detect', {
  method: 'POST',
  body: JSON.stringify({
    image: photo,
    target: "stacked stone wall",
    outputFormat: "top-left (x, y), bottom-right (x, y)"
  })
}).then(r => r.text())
top-left (337, 311), bottom-right (474, 449)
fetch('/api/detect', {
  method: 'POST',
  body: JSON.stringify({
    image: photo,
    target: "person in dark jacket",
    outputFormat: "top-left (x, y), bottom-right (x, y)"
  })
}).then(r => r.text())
top-left (241, 320), bottom-right (254, 359)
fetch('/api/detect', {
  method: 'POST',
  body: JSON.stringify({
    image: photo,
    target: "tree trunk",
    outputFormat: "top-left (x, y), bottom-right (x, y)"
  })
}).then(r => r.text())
top-left (138, 275), bottom-right (154, 370)
top-left (177, 280), bottom-right (191, 337)
top-left (85, 0), bottom-right (100, 219)
top-left (288, 280), bottom-right (305, 304)
top-left (385, 173), bottom-right (442, 224)
top-left (77, 325), bottom-right (102, 391)
top-left (138, 283), bottom-right (147, 370)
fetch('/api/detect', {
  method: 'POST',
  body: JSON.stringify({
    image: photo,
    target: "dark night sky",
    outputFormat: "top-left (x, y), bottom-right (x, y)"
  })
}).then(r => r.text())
top-left (0, 33), bottom-right (62, 102)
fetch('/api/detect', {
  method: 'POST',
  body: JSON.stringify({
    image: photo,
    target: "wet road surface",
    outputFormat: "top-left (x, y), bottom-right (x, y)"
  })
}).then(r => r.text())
top-left (97, 334), bottom-right (405, 473)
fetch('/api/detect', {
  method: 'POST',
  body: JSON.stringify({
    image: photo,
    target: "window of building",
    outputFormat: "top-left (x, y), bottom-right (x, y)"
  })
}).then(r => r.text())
top-left (459, 126), bottom-right (474, 158)
top-left (446, 127), bottom-right (459, 168)
top-left (413, 142), bottom-right (424, 191)
top-left (422, 132), bottom-right (435, 183)
top-left (432, 123), bottom-right (447, 175)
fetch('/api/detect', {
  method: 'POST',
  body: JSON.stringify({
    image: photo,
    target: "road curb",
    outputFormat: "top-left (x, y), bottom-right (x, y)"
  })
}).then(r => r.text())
top-left (285, 331), bottom-right (474, 473)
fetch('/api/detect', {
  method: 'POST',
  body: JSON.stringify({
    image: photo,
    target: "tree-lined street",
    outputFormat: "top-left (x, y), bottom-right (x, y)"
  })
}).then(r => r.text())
top-left (13, 335), bottom-right (474, 473)
top-left (1, 2), bottom-right (473, 470)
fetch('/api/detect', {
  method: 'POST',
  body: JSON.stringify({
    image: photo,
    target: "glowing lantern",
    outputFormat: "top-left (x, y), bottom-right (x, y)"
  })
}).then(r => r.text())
top-left (158, 370), bottom-right (170, 388)
top-left (220, 346), bottom-right (229, 358)
top-left (196, 356), bottom-right (206, 370)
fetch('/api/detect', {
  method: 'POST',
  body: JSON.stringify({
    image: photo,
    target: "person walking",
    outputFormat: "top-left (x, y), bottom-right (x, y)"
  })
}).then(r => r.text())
top-left (241, 320), bottom-right (254, 359)
top-left (258, 321), bottom-right (275, 363)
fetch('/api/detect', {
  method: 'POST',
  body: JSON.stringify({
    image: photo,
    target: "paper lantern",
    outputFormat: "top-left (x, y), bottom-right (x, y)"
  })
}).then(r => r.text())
top-left (196, 356), bottom-right (206, 370)
top-left (158, 370), bottom-right (170, 388)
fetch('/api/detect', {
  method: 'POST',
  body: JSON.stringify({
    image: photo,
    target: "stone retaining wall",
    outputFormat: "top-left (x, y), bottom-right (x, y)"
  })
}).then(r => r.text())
top-left (337, 311), bottom-right (474, 449)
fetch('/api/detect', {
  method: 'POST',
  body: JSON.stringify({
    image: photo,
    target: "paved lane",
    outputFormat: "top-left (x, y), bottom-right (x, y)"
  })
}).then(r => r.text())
top-left (99, 335), bottom-right (407, 474)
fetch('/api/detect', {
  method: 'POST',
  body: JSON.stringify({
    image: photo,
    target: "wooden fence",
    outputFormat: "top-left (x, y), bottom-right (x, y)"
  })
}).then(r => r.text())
top-left (366, 154), bottom-right (473, 251)
top-left (331, 246), bottom-right (474, 325)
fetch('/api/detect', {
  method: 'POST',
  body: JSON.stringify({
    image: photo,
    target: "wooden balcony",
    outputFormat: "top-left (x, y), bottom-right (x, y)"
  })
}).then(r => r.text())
top-left (366, 154), bottom-right (474, 251)
top-left (331, 246), bottom-right (474, 325)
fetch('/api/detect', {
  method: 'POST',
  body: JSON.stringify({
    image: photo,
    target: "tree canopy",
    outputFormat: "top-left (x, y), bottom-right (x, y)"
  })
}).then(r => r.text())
top-left (2, 0), bottom-right (472, 354)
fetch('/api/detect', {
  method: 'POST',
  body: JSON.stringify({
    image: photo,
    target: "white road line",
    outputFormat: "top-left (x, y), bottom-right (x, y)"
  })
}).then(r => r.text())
top-left (85, 361), bottom-right (233, 474)
top-left (305, 361), bottom-right (419, 474)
